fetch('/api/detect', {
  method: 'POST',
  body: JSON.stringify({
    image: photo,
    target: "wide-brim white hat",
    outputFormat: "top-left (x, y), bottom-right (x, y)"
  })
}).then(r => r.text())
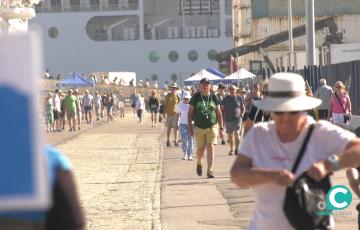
top-left (254, 73), bottom-right (321, 112)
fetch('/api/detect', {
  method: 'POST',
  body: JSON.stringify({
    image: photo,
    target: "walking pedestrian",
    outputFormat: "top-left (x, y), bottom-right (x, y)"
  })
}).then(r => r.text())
top-left (176, 91), bottom-right (193, 160)
top-left (314, 78), bottom-right (333, 119)
top-left (135, 94), bottom-right (145, 124)
top-left (164, 83), bottom-right (180, 147)
top-left (52, 89), bottom-right (61, 132)
top-left (44, 92), bottom-right (54, 133)
top-left (118, 90), bottom-right (126, 118)
top-left (230, 73), bottom-right (360, 229)
top-left (94, 91), bottom-right (102, 121)
top-left (64, 89), bottom-right (77, 132)
top-left (221, 85), bottom-right (245, 156)
top-left (243, 81), bottom-right (271, 135)
top-left (217, 83), bottom-right (227, 145)
top-left (82, 90), bottom-right (94, 124)
top-left (328, 81), bottom-right (352, 127)
top-left (148, 90), bottom-right (160, 127)
top-left (188, 78), bottom-right (224, 178)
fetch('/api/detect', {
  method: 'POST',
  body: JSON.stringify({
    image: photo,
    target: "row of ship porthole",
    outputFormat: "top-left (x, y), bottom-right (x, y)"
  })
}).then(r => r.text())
top-left (47, 27), bottom-right (218, 62)
top-left (149, 50), bottom-right (218, 63)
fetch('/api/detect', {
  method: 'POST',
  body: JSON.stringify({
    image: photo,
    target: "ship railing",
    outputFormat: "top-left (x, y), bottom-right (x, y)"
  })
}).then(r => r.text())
top-left (34, 1), bottom-right (138, 13)
top-left (143, 26), bottom-right (220, 40)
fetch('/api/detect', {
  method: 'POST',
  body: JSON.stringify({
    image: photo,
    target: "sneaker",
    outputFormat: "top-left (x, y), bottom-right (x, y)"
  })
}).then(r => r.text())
top-left (234, 149), bottom-right (238, 155)
top-left (228, 151), bottom-right (233, 156)
top-left (196, 163), bottom-right (202, 176)
top-left (221, 139), bottom-right (226, 145)
top-left (96, 118), bottom-right (99, 121)
top-left (188, 156), bottom-right (193, 161)
top-left (182, 155), bottom-right (188, 160)
top-left (174, 141), bottom-right (179, 147)
top-left (207, 171), bottom-right (215, 178)
top-left (166, 141), bottom-right (171, 147)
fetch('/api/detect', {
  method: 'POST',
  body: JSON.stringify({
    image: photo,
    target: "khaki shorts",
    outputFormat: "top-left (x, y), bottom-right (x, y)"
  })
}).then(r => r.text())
top-left (166, 115), bottom-right (177, 128)
top-left (194, 125), bottom-right (218, 148)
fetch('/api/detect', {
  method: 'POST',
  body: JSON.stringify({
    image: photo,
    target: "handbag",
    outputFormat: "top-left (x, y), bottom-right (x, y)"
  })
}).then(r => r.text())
top-left (334, 93), bottom-right (350, 123)
top-left (283, 124), bottom-right (332, 230)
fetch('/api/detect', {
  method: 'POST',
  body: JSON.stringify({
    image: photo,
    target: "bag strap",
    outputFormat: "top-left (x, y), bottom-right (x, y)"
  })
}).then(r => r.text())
top-left (334, 93), bottom-right (347, 113)
top-left (291, 124), bottom-right (315, 173)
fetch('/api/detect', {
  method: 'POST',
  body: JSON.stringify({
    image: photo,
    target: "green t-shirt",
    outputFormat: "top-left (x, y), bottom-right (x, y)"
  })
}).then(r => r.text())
top-left (64, 95), bottom-right (77, 113)
top-left (189, 92), bottom-right (220, 129)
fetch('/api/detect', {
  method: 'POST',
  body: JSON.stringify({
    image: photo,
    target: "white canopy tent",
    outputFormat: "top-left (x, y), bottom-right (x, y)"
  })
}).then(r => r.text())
top-left (223, 68), bottom-right (256, 82)
top-left (184, 69), bottom-right (223, 86)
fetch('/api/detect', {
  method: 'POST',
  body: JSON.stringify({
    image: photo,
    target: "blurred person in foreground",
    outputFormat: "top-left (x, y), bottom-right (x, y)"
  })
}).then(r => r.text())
top-left (188, 78), bottom-right (224, 178)
top-left (230, 73), bottom-right (360, 229)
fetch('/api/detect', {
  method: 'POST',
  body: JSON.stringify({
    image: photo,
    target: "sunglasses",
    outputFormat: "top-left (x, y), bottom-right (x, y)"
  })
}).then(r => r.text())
top-left (335, 86), bottom-right (342, 89)
top-left (273, 111), bottom-right (302, 116)
top-left (229, 88), bottom-right (235, 90)
top-left (262, 91), bottom-right (269, 96)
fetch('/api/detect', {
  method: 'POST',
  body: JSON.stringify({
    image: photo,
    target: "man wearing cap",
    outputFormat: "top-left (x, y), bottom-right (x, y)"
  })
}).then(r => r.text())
top-left (230, 73), bottom-right (360, 229)
top-left (314, 78), bottom-right (333, 119)
top-left (221, 85), bottom-right (245, 156)
top-left (188, 77), bottom-right (224, 178)
top-left (164, 83), bottom-right (181, 147)
top-left (217, 83), bottom-right (227, 145)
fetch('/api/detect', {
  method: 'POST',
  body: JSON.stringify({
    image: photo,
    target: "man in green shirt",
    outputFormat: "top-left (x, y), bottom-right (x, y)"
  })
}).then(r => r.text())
top-left (188, 78), bottom-right (224, 178)
top-left (64, 89), bottom-right (78, 132)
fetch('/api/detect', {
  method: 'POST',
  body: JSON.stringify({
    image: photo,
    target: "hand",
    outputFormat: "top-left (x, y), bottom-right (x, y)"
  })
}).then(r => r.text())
top-left (271, 169), bottom-right (295, 186)
top-left (188, 126), bottom-right (193, 136)
top-left (307, 160), bottom-right (331, 181)
top-left (219, 130), bottom-right (224, 139)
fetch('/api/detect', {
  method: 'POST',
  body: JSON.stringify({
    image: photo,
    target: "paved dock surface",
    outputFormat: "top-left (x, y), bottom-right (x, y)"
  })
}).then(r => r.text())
top-left (46, 111), bottom-right (359, 229)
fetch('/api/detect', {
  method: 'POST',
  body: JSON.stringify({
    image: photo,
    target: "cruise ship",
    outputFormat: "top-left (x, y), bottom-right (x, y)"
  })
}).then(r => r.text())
top-left (30, 0), bottom-right (233, 85)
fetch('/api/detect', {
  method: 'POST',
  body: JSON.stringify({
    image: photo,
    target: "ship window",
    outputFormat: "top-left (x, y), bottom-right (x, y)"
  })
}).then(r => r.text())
top-left (48, 27), bottom-right (59, 38)
top-left (208, 50), bottom-right (217, 61)
top-left (149, 51), bottom-right (160, 63)
top-left (188, 50), bottom-right (198, 62)
top-left (171, 74), bottom-right (178, 82)
top-left (70, 0), bottom-right (80, 11)
top-left (225, 19), bottom-right (233, 37)
top-left (225, 0), bottom-right (232, 15)
top-left (168, 51), bottom-right (179, 62)
top-left (89, 0), bottom-right (100, 11)
top-left (86, 16), bottom-right (140, 41)
top-left (151, 74), bottom-right (158, 81)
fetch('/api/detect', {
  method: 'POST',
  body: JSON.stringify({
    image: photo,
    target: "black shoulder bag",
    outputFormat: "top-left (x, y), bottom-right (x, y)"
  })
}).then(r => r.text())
top-left (283, 124), bottom-right (332, 230)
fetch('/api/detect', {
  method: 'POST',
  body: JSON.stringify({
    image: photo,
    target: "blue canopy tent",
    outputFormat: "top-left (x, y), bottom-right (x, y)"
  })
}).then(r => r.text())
top-left (56, 72), bottom-right (95, 88)
top-left (206, 67), bottom-right (226, 78)
top-left (184, 69), bottom-right (223, 86)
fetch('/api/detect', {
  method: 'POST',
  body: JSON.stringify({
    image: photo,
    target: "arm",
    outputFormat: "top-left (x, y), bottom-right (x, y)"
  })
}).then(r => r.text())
top-left (308, 139), bottom-right (360, 181)
top-left (346, 94), bottom-right (352, 114)
top-left (188, 105), bottom-right (194, 136)
top-left (230, 154), bottom-right (295, 187)
top-left (327, 95), bottom-right (333, 120)
top-left (216, 105), bottom-right (224, 139)
top-left (243, 119), bottom-right (254, 136)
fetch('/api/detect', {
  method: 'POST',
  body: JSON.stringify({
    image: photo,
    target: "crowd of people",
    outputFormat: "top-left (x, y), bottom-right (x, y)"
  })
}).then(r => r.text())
top-left (43, 89), bottom-right (128, 132)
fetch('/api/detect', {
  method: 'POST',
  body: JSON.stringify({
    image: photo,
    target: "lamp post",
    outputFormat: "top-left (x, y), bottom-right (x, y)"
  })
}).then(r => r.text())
top-left (305, 0), bottom-right (316, 65)
top-left (288, 0), bottom-right (294, 69)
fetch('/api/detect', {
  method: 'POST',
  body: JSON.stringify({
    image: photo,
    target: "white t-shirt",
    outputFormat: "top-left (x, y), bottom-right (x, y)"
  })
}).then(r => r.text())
top-left (52, 94), bottom-right (61, 111)
top-left (176, 101), bottom-right (190, 125)
top-left (239, 120), bottom-right (355, 230)
top-left (83, 94), bottom-right (93, 107)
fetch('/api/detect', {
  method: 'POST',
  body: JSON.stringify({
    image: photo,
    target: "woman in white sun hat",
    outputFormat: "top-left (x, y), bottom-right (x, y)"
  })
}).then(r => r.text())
top-left (230, 72), bottom-right (360, 230)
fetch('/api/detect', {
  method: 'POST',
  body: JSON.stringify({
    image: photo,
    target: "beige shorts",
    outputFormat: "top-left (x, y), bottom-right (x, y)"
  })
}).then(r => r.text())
top-left (166, 115), bottom-right (178, 128)
top-left (194, 125), bottom-right (218, 148)
top-left (67, 111), bottom-right (76, 120)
